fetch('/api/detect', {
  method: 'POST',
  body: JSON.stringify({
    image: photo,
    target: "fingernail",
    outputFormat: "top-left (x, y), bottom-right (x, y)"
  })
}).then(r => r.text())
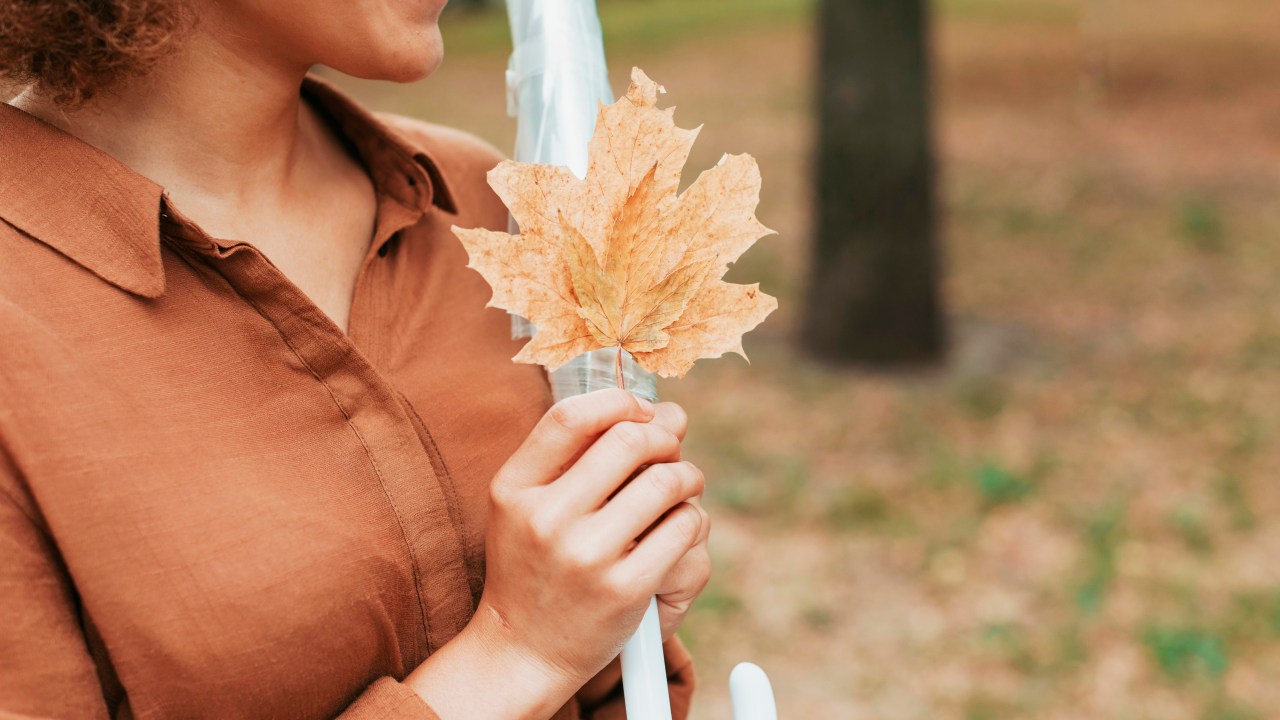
top-left (637, 397), bottom-right (655, 415)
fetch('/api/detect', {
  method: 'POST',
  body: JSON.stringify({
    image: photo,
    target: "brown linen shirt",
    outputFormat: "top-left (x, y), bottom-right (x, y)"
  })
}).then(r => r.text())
top-left (0, 75), bottom-right (693, 720)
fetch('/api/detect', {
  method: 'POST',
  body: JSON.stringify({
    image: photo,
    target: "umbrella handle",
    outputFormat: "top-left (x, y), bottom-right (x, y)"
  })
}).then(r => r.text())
top-left (620, 600), bottom-right (780, 720)
top-left (620, 597), bottom-right (672, 720)
top-left (731, 662), bottom-right (779, 720)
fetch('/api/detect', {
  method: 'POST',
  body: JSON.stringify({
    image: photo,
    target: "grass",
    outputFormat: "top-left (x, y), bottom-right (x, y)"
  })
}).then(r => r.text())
top-left (936, 0), bottom-right (1079, 25)
top-left (1074, 499), bottom-right (1126, 616)
top-left (1143, 625), bottom-right (1230, 681)
top-left (823, 484), bottom-right (893, 531)
top-left (973, 461), bottom-right (1038, 509)
top-left (1167, 506), bottom-right (1214, 555)
top-left (330, 0), bottom-right (1280, 717)
top-left (1176, 194), bottom-right (1227, 253)
top-left (440, 0), bottom-right (813, 56)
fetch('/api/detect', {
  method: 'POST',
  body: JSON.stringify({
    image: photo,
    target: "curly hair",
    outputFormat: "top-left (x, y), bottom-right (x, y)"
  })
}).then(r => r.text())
top-left (0, 0), bottom-right (190, 107)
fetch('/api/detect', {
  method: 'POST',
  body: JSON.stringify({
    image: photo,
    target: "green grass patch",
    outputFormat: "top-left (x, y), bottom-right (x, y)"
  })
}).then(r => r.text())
top-left (802, 604), bottom-right (836, 630)
top-left (1051, 621), bottom-right (1089, 670)
top-left (935, 0), bottom-right (1079, 25)
top-left (601, 0), bottom-right (812, 52)
top-left (1142, 624), bottom-right (1229, 682)
top-left (1168, 506), bottom-right (1214, 555)
top-left (954, 375), bottom-right (1010, 420)
top-left (980, 622), bottom-right (1039, 672)
top-left (708, 450), bottom-right (809, 521)
top-left (688, 554), bottom-right (746, 629)
top-left (1214, 474), bottom-right (1257, 532)
top-left (693, 584), bottom-right (745, 617)
top-left (1236, 330), bottom-right (1280, 372)
top-left (920, 445), bottom-right (969, 490)
top-left (1222, 590), bottom-right (1280, 643)
top-left (1201, 701), bottom-right (1262, 720)
top-left (439, 0), bottom-right (813, 56)
top-left (1074, 499), bottom-right (1126, 615)
top-left (998, 202), bottom-right (1072, 238)
top-left (824, 484), bottom-right (893, 532)
top-left (1175, 194), bottom-right (1227, 253)
top-left (974, 461), bottom-right (1037, 509)
top-left (964, 693), bottom-right (1021, 720)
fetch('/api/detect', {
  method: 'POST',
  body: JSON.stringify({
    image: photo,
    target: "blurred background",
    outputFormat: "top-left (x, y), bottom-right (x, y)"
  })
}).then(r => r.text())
top-left (326, 0), bottom-right (1280, 717)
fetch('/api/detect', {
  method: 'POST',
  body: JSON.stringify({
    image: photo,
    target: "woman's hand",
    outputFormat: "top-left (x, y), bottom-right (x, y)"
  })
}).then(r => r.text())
top-left (481, 388), bottom-right (709, 680)
top-left (406, 388), bottom-right (711, 718)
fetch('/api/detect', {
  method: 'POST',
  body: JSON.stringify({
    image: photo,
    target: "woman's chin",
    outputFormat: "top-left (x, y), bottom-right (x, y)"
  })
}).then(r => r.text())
top-left (333, 33), bottom-right (444, 84)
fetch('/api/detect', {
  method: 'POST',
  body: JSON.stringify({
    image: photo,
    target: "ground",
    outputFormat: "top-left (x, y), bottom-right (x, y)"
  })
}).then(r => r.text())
top-left (329, 1), bottom-right (1280, 717)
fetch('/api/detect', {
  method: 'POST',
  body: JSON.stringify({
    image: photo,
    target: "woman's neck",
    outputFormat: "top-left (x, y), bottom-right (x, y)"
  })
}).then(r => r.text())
top-left (11, 18), bottom-right (327, 234)
top-left (7, 7), bottom-right (386, 335)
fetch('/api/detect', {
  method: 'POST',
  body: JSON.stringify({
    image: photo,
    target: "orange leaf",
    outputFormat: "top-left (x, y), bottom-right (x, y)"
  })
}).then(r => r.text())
top-left (454, 68), bottom-right (777, 378)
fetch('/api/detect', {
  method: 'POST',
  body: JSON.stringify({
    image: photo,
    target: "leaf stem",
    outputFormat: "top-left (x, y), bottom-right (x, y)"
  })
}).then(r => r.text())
top-left (615, 346), bottom-right (626, 391)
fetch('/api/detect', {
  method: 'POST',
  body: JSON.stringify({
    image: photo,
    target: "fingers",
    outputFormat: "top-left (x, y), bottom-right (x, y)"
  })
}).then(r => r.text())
top-left (655, 540), bottom-right (711, 640)
top-left (501, 389), bottom-right (655, 488)
top-left (560, 400), bottom-right (688, 471)
top-left (587, 461), bottom-right (705, 553)
top-left (650, 402), bottom-right (688, 442)
top-left (656, 515), bottom-right (711, 599)
top-left (614, 502), bottom-right (706, 596)
top-left (547, 421), bottom-right (682, 515)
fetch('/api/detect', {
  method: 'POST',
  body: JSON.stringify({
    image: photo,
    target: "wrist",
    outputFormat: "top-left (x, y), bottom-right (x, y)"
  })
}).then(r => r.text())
top-left (577, 656), bottom-right (623, 709)
top-left (404, 606), bottom-right (575, 719)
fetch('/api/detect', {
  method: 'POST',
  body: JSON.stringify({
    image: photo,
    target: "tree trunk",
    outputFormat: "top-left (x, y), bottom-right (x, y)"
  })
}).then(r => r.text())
top-left (803, 0), bottom-right (945, 366)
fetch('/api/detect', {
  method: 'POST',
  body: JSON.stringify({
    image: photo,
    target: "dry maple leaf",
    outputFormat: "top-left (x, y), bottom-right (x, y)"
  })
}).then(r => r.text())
top-left (453, 67), bottom-right (777, 381)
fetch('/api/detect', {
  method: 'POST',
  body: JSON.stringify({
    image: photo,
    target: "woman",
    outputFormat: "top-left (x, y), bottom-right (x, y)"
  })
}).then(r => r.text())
top-left (0, 1), bottom-right (711, 718)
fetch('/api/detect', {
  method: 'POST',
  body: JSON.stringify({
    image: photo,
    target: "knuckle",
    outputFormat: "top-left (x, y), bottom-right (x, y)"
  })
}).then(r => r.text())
top-left (647, 463), bottom-right (685, 500)
top-left (664, 402), bottom-right (689, 435)
top-left (488, 480), bottom-right (517, 511)
top-left (610, 421), bottom-right (650, 456)
top-left (489, 478), bottom-right (539, 521)
top-left (649, 462), bottom-right (702, 502)
top-left (591, 388), bottom-right (640, 421)
top-left (599, 387), bottom-right (637, 408)
top-left (693, 548), bottom-right (712, 584)
top-left (673, 504), bottom-right (703, 541)
top-left (560, 542), bottom-right (604, 573)
top-left (526, 506), bottom-right (562, 546)
top-left (682, 461), bottom-right (707, 497)
top-left (547, 399), bottom-right (583, 434)
top-left (601, 569), bottom-right (642, 605)
top-left (658, 430), bottom-right (681, 458)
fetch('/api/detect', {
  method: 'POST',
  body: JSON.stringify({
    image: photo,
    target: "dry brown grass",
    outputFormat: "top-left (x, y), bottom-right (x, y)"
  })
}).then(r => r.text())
top-left (329, 1), bottom-right (1280, 716)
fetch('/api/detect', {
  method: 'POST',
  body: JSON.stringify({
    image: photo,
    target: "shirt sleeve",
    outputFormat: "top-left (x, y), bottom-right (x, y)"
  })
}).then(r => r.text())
top-left (0, 452), bottom-right (111, 719)
top-left (338, 677), bottom-right (441, 719)
top-left (342, 638), bottom-right (698, 720)
top-left (578, 638), bottom-right (697, 720)
top-left (341, 640), bottom-right (696, 720)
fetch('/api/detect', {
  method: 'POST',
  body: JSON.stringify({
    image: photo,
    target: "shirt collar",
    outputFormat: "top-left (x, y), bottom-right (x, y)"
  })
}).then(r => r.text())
top-left (0, 74), bottom-right (456, 299)
top-left (302, 74), bottom-right (458, 217)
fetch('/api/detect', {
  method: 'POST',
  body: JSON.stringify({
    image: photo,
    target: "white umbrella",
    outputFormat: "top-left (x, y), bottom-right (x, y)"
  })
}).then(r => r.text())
top-left (503, 2), bottom-right (777, 717)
